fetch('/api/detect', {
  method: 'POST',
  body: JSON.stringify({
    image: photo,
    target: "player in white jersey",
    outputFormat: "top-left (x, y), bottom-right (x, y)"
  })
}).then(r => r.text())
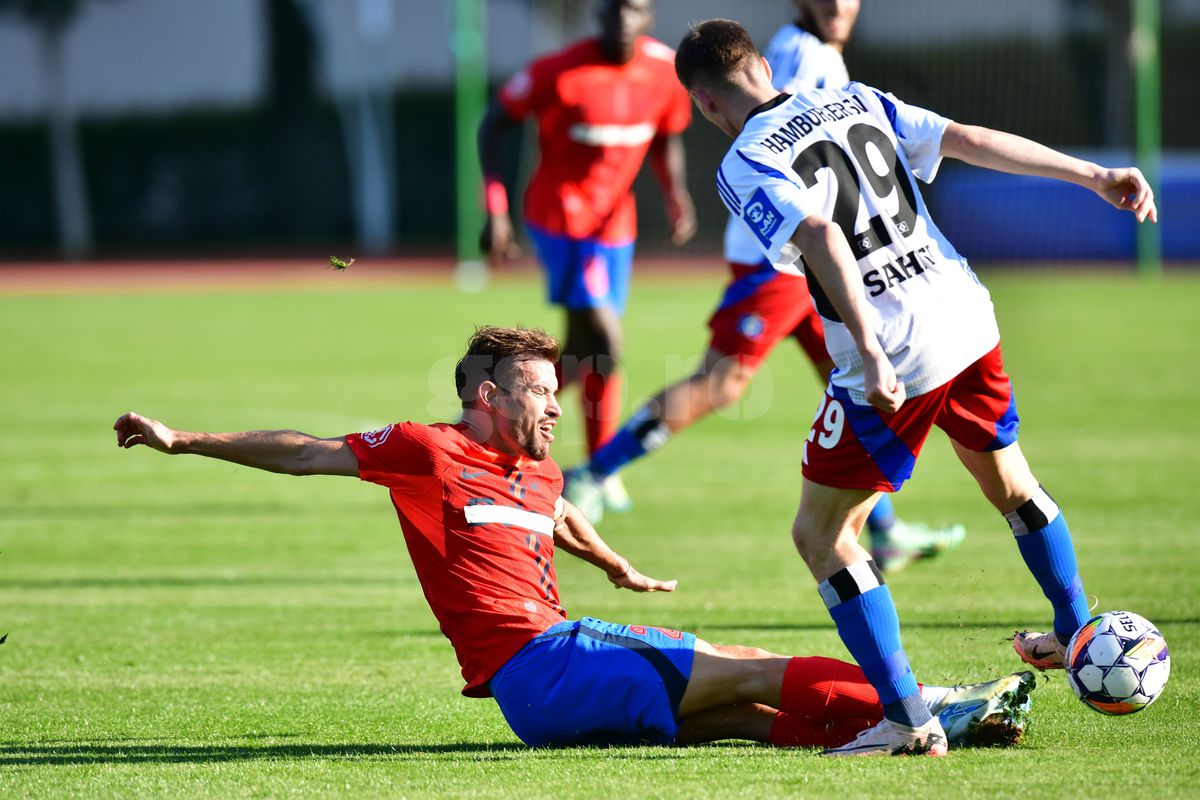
top-left (675, 19), bottom-right (1156, 757)
top-left (762, 0), bottom-right (851, 92)
top-left (566, 0), bottom-right (963, 575)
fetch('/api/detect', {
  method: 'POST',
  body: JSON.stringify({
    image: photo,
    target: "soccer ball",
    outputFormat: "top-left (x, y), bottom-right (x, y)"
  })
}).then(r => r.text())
top-left (1065, 611), bottom-right (1170, 715)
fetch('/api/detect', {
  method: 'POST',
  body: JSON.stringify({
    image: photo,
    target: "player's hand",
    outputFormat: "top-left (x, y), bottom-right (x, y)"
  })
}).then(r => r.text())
top-left (113, 412), bottom-right (179, 454)
top-left (480, 214), bottom-right (522, 268)
top-left (665, 191), bottom-right (697, 246)
top-left (1092, 167), bottom-right (1158, 223)
top-left (863, 353), bottom-right (905, 413)
top-left (609, 564), bottom-right (677, 593)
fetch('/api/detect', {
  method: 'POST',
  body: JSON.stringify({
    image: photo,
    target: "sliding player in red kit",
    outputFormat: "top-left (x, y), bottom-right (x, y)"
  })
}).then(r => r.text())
top-left (115, 327), bottom-right (1032, 749)
top-left (478, 0), bottom-right (696, 516)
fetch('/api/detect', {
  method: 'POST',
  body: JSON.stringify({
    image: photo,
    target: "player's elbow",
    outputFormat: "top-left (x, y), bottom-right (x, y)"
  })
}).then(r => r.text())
top-left (940, 122), bottom-right (988, 161)
top-left (793, 215), bottom-right (840, 252)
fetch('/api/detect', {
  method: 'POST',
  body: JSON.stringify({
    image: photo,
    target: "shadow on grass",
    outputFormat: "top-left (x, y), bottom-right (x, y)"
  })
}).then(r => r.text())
top-left (0, 740), bottom-right (732, 766)
top-left (695, 617), bottom-right (1200, 632)
top-left (0, 501), bottom-right (372, 521)
top-left (0, 574), bottom-right (403, 590)
top-left (0, 741), bottom-right (529, 766)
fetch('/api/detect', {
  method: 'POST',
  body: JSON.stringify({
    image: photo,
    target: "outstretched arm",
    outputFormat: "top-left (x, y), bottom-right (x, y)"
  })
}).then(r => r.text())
top-left (553, 498), bottom-right (676, 593)
top-left (648, 132), bottom-right (697, 246)
top-left (940, 122), bottom-right (1158, 223)
top-left (113, 412), bottom-right (359, 477)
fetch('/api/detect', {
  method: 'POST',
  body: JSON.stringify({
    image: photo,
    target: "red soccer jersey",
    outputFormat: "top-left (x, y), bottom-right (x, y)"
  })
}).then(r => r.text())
top-left (345, 422), bottom-right (566, 697)
top-left (499, 36), bottom-right (692, 244)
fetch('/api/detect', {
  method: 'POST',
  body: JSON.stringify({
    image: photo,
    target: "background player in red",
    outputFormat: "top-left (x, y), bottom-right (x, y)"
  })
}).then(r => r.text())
top-left (113, 325), bottom-right (1031, 750)
top-left (565, 0), bottom-right (963, 578)
top-left (477, 0), bottom-right (696, 515)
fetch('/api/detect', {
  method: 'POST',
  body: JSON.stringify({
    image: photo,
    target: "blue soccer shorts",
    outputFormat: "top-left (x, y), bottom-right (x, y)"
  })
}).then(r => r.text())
top-left (488, 617), bottom-right (697, 747)
top-left (526, 225), bottom-right (635, 314)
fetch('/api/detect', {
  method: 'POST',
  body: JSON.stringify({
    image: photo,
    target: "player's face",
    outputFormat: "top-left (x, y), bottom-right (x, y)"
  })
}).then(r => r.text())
top-left (798, 0), bottom-right (860, 47)
top-left (491, 360), bottom-right (561, 461)
top-left (598, 0), bottom-right (653, 53)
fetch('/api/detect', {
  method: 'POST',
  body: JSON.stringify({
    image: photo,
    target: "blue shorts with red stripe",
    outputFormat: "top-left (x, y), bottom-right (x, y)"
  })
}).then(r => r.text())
top-left (526, 224), bottom-right (635, 314)
top-left (802, 344), bottom-right (1020, 492)
top-left (489, 617), bottom-right (696, 747)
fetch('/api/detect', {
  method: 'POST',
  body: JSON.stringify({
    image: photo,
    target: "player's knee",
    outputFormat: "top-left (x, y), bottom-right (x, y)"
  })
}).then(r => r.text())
top-left (706, 360), bottom-right (754, 409)
top-left (703, 643), bottom-right (784, 702)
top-left (790, 515), bottom-right (820, 567)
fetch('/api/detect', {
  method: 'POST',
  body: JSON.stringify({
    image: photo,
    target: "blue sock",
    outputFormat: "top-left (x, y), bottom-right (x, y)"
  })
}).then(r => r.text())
top-left (866, 494), bottom-right (896, 536)
top-left (818, 560), bottom-right (930, 727)
top-left (587, 406), bottom-right (671, 479)
top-left (1006, 486), bottom-right (1090, 644)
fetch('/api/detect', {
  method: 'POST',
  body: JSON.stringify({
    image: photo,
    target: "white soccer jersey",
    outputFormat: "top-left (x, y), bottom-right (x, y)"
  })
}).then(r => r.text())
top-left (715, 83), bottom-right (999, 402)
top-left (725, 24), bottom-right (849, 265)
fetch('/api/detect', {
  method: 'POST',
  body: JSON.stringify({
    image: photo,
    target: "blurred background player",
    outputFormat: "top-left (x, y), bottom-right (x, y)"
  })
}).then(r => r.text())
top-left (565, 0), bottom-right (964, 576)
top-left (113, 326), bottom-right (1033, 751)
top-left (675, 19), bottom-right (1156, 755)
top-left (477, 0), bottom-right (696, 515)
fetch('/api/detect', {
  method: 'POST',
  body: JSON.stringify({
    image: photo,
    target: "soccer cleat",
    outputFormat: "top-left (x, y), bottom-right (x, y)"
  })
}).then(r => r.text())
top-left (1012, 630), bottom-right (1066, 670)
top-left (601, 474), bottom-right (633, 514)
top-left (929, 671), bottom-right (1035, 748)
top-left (563, 467), bottom-right (606, 524)
top-left (822, 716), bottom-right (948, 757)
top-left (871, 519), bottom-right (966, 574)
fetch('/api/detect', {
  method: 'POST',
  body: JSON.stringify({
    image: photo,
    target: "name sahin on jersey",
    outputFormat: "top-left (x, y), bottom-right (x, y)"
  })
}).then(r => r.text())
top-left (759, 94), bottom-right (870, 154)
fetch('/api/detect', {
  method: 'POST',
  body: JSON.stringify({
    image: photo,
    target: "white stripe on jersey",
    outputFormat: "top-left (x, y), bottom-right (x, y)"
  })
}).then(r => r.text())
top-left (569, 122), bottom-right (656, 148)
top-left (463, 504), bottom-right (555, 536)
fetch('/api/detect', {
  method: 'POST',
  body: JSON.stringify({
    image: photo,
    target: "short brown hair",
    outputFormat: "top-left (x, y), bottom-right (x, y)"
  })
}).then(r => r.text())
top-left (675, 19), bottom-right (760, 91)
top-left (454, 326), bottom-right (560, 406)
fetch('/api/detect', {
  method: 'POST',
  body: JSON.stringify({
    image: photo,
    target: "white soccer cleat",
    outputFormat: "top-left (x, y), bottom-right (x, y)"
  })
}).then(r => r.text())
top-left (822, 715), bottom-right (948, 757)
top-left (929, 671), bottom-right (1035, 748)
top-left (871, 519), bottom-right (966, 575)
top-left (563, 467), bottom-right (606, 524)
top-left (1012, 630), bottom-right (1066, 670)
top-left (601, 474), bottom-right (633, 514)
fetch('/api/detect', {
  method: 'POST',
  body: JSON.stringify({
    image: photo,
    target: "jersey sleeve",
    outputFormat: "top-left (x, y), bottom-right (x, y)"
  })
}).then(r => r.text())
top-left (864, 85), bottom-right (953, 182)
top-left (497, 56), bottom-right (554, 120)
top-left (765, 27), bottom-right (849, 93)
top-left (344, 422), bottom-right (443, 492)
top-left (717, 152), bottom-right (817, 268)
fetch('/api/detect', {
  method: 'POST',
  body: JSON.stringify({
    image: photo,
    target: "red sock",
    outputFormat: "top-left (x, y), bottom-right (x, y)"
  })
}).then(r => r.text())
top-left (768, 712), bottom-right (878, 749)
top-left (580, 365), bottom-right (622, 455)
top-left (778, 656), bottom-right (885, 724)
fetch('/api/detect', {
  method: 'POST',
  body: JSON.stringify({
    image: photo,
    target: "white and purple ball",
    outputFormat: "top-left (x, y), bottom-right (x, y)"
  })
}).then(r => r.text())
top-left (1065, 611), bottom-right (1170, 715)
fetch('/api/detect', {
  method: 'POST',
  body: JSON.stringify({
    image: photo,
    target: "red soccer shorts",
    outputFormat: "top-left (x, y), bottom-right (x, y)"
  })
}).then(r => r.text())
top-left (802, 344), bottom-right (1020, 492)
top-left (707, 263), bottom-right (829, 367)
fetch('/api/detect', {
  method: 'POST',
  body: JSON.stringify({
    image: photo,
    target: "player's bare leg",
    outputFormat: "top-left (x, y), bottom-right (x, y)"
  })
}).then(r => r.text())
top-left (951, 440), bottom-right (1090, 669)
top-left (789, 480), bottom-right (947, 754)
top-left (678, 640), bottom-right (790, 716)
top-left (673, 640), bottom-right (1031, 748)
top-left (790, 480), bottom-right (877, 581)
top-left (674, 703), bottom-right (777, 745)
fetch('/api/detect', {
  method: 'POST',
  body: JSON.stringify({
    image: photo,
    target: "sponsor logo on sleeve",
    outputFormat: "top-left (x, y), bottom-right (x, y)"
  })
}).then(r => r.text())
top-left (360, 425), bottom-right (393, 448)
top-left (743, 187), bottom-right (784, 247)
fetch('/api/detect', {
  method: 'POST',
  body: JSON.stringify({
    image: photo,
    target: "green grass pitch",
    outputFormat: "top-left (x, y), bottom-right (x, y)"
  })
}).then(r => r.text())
top-left (1, 269), bottom-right (1198, 797)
